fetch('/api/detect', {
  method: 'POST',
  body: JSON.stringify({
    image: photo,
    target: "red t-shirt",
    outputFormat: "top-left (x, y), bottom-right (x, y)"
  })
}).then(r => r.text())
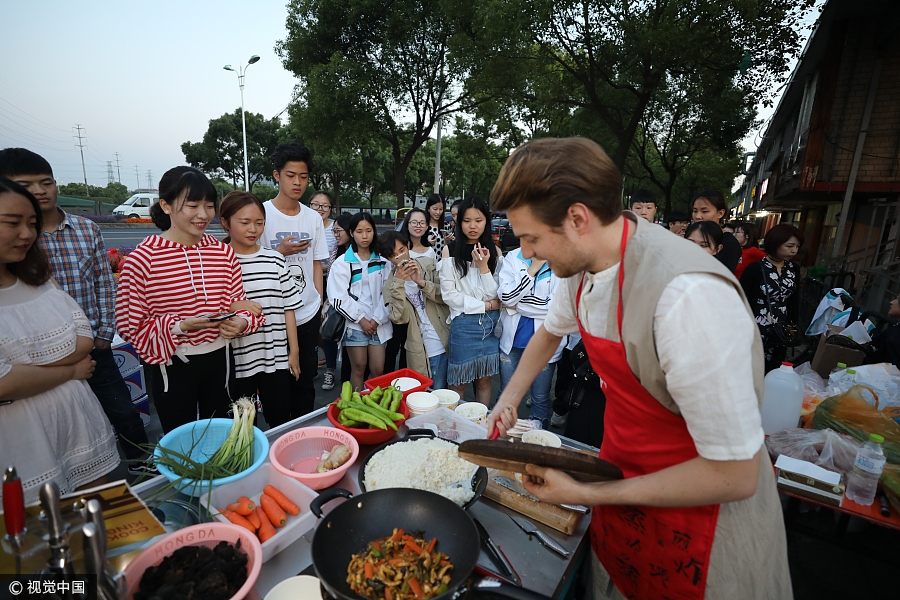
top-left (736, 246), bottom-right (766, 280)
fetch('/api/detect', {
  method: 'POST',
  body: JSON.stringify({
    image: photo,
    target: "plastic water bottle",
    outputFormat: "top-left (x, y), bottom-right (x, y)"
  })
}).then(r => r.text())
top-left (829, 362), bottom-right (848, 376)
top-left (845, 434), bottom-right (886, 506)
top-left (760, 362), bottom-right (804, 435)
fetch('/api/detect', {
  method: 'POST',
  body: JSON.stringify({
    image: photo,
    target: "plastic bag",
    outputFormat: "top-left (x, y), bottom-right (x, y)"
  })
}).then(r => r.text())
top-left (826, 363), bottom-right (900, 409)
top-left (795, 362), bottom-right (827, 426)
top-left (883, 464), bottom-right (900, 515)
top-left (811, 384), bottom-right (900, 464)
top-left (766, 428), bottom-right (861, 480)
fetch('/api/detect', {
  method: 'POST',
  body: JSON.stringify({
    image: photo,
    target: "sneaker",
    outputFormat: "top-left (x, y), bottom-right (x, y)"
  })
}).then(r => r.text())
top-left (550, 412), bottom-right (568, 428)
top-left (322, 371), bottom-right (335, 391)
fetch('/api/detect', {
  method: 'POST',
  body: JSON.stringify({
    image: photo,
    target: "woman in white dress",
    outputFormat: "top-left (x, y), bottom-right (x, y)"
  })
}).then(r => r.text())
top-left (0, 178), bottom-right (119, 504)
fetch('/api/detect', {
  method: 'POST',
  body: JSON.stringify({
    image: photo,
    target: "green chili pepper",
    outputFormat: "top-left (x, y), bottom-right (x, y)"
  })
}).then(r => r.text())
top-left (389, 388), bottom-right (401, 413)
top-left (363, 397), bottom-right (404, 422)
top-left (370, 548), bottom-right (383, 558)
top-left (341, 407), bottom-right (388, 430)
top-left (341, 381), bottom-right (352, 403)
top-left (436, 584), bottom-right (448, 594)
top-left (352, 391), bottom-right (362, 403)
top-left (369, 386), bottom-right (383, 401)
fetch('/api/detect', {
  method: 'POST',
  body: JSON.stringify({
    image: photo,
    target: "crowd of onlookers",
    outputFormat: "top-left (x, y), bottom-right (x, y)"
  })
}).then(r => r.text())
top-left (0, 140), bottom-right (818, 503)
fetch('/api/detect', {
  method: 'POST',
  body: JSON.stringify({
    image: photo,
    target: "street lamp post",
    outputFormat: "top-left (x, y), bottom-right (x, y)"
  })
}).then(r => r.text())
top-left (223, 55), bottom-right (260, 192)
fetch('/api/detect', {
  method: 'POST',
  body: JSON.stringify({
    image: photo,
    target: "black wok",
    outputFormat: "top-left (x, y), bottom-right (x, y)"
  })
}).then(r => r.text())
top-left (357, 428), bottom-right (488, 510)
top-left (310, 488), bottom-right (547, 600)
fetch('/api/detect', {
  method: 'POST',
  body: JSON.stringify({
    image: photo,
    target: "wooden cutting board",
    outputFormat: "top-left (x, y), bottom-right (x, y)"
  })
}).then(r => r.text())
top-left (484, 470), bottom-right (584, 535)
top-left (459, 439), bottom-right (623, 483)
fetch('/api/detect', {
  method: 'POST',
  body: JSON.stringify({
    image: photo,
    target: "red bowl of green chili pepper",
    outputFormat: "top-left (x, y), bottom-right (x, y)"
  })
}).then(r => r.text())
top-left (327, 387), bottom-right (410, 446)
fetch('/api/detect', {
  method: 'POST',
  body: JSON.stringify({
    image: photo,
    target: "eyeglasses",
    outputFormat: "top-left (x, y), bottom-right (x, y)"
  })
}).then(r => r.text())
top-left (311, 202), bottom-right (332, 211)
top-left (408, 220), bottom-right (427, 227)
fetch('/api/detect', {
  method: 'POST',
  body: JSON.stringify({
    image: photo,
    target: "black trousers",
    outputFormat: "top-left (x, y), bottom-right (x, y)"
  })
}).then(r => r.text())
top-left (383, 323), bottom-right (408, 373)
top-left (291, 312), bottom-right (321, 417)
top-left (88, 347), bottom-right (149, 459)
top-left (148, 347), bottom-right (234, 434)
top-left (234, 369), bottom-right (294, 428)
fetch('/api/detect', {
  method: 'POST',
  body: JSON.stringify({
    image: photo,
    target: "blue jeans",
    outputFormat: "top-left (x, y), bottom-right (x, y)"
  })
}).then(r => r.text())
top-left (499, 347), bottom-right (556, 429)
top-left (344, 327), bottom-right (385, 347)
top-left (429, 353), bottom-right (448, 390)
top-left (88, 347), bottom-right (149, 460)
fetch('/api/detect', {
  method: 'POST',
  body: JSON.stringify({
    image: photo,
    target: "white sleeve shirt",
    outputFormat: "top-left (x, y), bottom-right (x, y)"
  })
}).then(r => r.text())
top-left (544, 270), bottom-right (763, 462)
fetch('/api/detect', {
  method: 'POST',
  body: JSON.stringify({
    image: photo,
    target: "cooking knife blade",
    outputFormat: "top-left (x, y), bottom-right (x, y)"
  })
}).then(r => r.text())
top-left (492, 475), bottom-right (589, 513)
top-left (508, 514), bottom-right (570, 557)
top-left (472, 517), bottom-right (520, 585)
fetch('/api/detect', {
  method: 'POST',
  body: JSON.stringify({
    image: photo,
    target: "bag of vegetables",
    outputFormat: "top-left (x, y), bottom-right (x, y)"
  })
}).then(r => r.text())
top-left (810, 384), bottom-right (900, 464)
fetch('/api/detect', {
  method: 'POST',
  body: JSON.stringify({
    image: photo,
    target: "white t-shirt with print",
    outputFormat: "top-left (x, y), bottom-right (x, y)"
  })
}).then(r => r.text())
top-left (262, 201), bottom-right (329, 325)
top-left (404, 281), bottom-right (445, 357)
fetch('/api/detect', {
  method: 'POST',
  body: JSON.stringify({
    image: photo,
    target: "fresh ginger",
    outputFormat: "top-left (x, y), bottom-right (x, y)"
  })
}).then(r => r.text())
top-left (316, 445), bottom-right (352, 472)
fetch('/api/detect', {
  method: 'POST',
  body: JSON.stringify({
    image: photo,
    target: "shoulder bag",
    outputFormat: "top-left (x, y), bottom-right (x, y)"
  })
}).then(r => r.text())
top-left (759, 261), bottom-right (803, 347)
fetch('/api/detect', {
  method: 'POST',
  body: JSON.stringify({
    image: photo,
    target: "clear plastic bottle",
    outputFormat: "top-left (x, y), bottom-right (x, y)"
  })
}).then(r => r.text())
top-left (829, 362), bottom-right (848, 376)
top-left (845, 433), bottom-right (886, 506)
top-left (760, 362), bottom-right (804, 435)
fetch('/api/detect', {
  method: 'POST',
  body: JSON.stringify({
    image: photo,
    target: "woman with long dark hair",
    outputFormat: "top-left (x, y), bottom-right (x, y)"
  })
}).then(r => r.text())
top-left (401, 207), bottom-right (435, 260)
top-left (691, 190), bottom-right (741, 273)
top-left (439, 196), bottom-right (503, 405)
top-left (0, 178), bottom-right (120, 502)
top-left (740, 223), bottom-right (804, 372)
top-left (425, 193), bottom-right (447, 256)
top-left (328, 212), bottom-right (392, 391)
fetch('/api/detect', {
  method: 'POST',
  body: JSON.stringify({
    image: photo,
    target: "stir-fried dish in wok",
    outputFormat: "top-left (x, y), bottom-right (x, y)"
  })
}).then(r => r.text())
top-left (347, 528), bottom-right (453, 599)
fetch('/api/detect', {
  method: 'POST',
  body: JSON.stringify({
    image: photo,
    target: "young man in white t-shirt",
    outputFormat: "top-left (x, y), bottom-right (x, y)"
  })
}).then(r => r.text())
top-left (262, 143), bottom-right (329, 416)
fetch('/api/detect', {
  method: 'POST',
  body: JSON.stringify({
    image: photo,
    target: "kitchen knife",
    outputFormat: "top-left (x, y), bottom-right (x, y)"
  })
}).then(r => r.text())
top-left (492, 475), bottom-right (589, 514)
top-left (508, 514), bottom-right (570, 557)
top-left (472, 517), bottom-right (520, 585)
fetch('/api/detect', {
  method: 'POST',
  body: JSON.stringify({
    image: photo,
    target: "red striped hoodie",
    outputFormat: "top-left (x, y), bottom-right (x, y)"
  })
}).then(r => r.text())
top-left (115, 233), bottom-right (263, 364)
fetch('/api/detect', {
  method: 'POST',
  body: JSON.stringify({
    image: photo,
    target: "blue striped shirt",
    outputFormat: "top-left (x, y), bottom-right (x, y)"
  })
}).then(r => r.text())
top-left (38, 210), bottom-right (116, 341)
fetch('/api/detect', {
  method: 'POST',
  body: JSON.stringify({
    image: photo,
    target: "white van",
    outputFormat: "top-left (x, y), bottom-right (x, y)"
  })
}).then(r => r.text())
top-left (113, 193), bottom-right (159, 218)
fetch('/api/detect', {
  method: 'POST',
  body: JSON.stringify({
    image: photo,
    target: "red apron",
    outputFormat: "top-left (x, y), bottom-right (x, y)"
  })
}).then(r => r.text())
top-left (578, 219), bottom-right (719, 599)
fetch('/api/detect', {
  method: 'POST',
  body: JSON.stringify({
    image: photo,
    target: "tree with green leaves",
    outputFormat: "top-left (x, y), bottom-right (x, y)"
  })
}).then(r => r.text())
top-left (277, 0), bottom-right (482, 208)
top-left (467, 0), bottom-right (814, 170)
top-left (182, 110), bottom-right (287, 191)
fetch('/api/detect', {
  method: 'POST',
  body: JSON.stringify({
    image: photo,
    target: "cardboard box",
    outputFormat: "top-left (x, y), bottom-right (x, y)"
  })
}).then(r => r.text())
top-left (112, 334), bottom-right (141, 374)
top-left (810, 324), bottom-right (866, 378)
top-left (133, 393), bottom-right (151, 428)
top-left (123, 365), bottom-right (146, 402)
top-left (775, 455), bottom-right (845, 507)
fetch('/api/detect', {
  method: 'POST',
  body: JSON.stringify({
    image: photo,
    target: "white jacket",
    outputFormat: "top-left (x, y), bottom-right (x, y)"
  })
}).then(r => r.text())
top-left (327, 247), bottom-right (393, 343)
top-left (439, 252), bottom-right (503, 321)
top-left (498, 249), bottom-right (563, 362)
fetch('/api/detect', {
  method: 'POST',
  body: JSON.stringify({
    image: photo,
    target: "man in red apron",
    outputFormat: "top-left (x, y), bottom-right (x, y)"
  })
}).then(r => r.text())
top-left (488, 138), bottom-right (791, 599)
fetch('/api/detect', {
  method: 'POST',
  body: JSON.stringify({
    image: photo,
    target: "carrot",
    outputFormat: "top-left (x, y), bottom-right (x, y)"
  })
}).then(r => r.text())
top-left (256, 506), bottom-right (276, 543)
top-left (264, 485), bottom-right (300, 516)
top-left (404, 541), bottom-right (424, 555)
top-left (246, 508), bottom-right (261, 530)
top-left (391, 528), bottom-right (404, 542)
top-left (364, 562), bottom-right (375, 579)
top-left (220, 508), bottom-right (255, 533)
top-left (260, 493), bottom-right (287, 527)
top-left (425, 538), bottom-right (436, 553)
top-left (409, 577), bottom-right (424, 599)
top-left (384, 587), bottom-right (393, 600)
top-left (236, 496), bottom-right (255, 515)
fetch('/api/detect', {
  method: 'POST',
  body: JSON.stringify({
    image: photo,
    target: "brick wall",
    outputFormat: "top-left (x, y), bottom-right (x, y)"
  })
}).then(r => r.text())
top-left (822, 18), bottom-right (900, 183)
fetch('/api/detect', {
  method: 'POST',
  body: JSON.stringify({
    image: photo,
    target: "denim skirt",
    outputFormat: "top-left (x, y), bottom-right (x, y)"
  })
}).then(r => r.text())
top-left (448, 310), bottom-right (500, 385)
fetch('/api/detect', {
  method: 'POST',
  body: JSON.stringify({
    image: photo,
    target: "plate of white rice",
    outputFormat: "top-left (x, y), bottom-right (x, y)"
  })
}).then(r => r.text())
top-left (361, 437), bottom-right (484, 507)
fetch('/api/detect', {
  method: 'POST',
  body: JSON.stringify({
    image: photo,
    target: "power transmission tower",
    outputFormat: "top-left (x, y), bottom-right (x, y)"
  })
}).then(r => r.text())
top-left (146, 170), bottom-right (153, 189)
top-left (114, 152), bottom-right (122, 183)
top-left (73, 124), bottom-right (90, 197)
top-left (134, 165), bottom-right (140, 190)
top-left (107, 161), bottom-right (115, 185)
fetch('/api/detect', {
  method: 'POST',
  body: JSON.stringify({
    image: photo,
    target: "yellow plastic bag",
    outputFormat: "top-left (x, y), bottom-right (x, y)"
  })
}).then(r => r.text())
top-left (810, 385), bottom-right (900, 464)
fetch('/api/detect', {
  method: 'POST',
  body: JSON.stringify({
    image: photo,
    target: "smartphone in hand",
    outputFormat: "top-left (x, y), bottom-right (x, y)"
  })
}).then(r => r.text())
top-left (205, 312), bottom-right (237, 322)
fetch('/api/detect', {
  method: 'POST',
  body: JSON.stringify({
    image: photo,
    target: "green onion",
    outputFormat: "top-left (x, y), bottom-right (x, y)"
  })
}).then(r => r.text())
top-left (207, 397), bottom-right (257, 475)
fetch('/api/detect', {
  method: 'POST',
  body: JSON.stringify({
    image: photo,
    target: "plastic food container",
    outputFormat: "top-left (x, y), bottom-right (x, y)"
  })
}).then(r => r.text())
top-left (432, 389), bottom-right (460, 410)
top-left (204, 463), bottom-right (318, 562)
top-left (269, 426), bottom-right (359, 490)
top-left (327, 391), bottom-right (409, 445)
top-left (123, 522), bottom-right (262, 600)
top-left (522, 429), bottom-right (562, 448)
top-left (155, 418), bottom-right (269, 498)
top-left (264, 575), bottom-right (322, 600)
top-left (406, 391), bottom-right (440, 417)
top-left (365, 368), bottom-right (432, 398)
top-left (455, 402), bottom-right (488, 426)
